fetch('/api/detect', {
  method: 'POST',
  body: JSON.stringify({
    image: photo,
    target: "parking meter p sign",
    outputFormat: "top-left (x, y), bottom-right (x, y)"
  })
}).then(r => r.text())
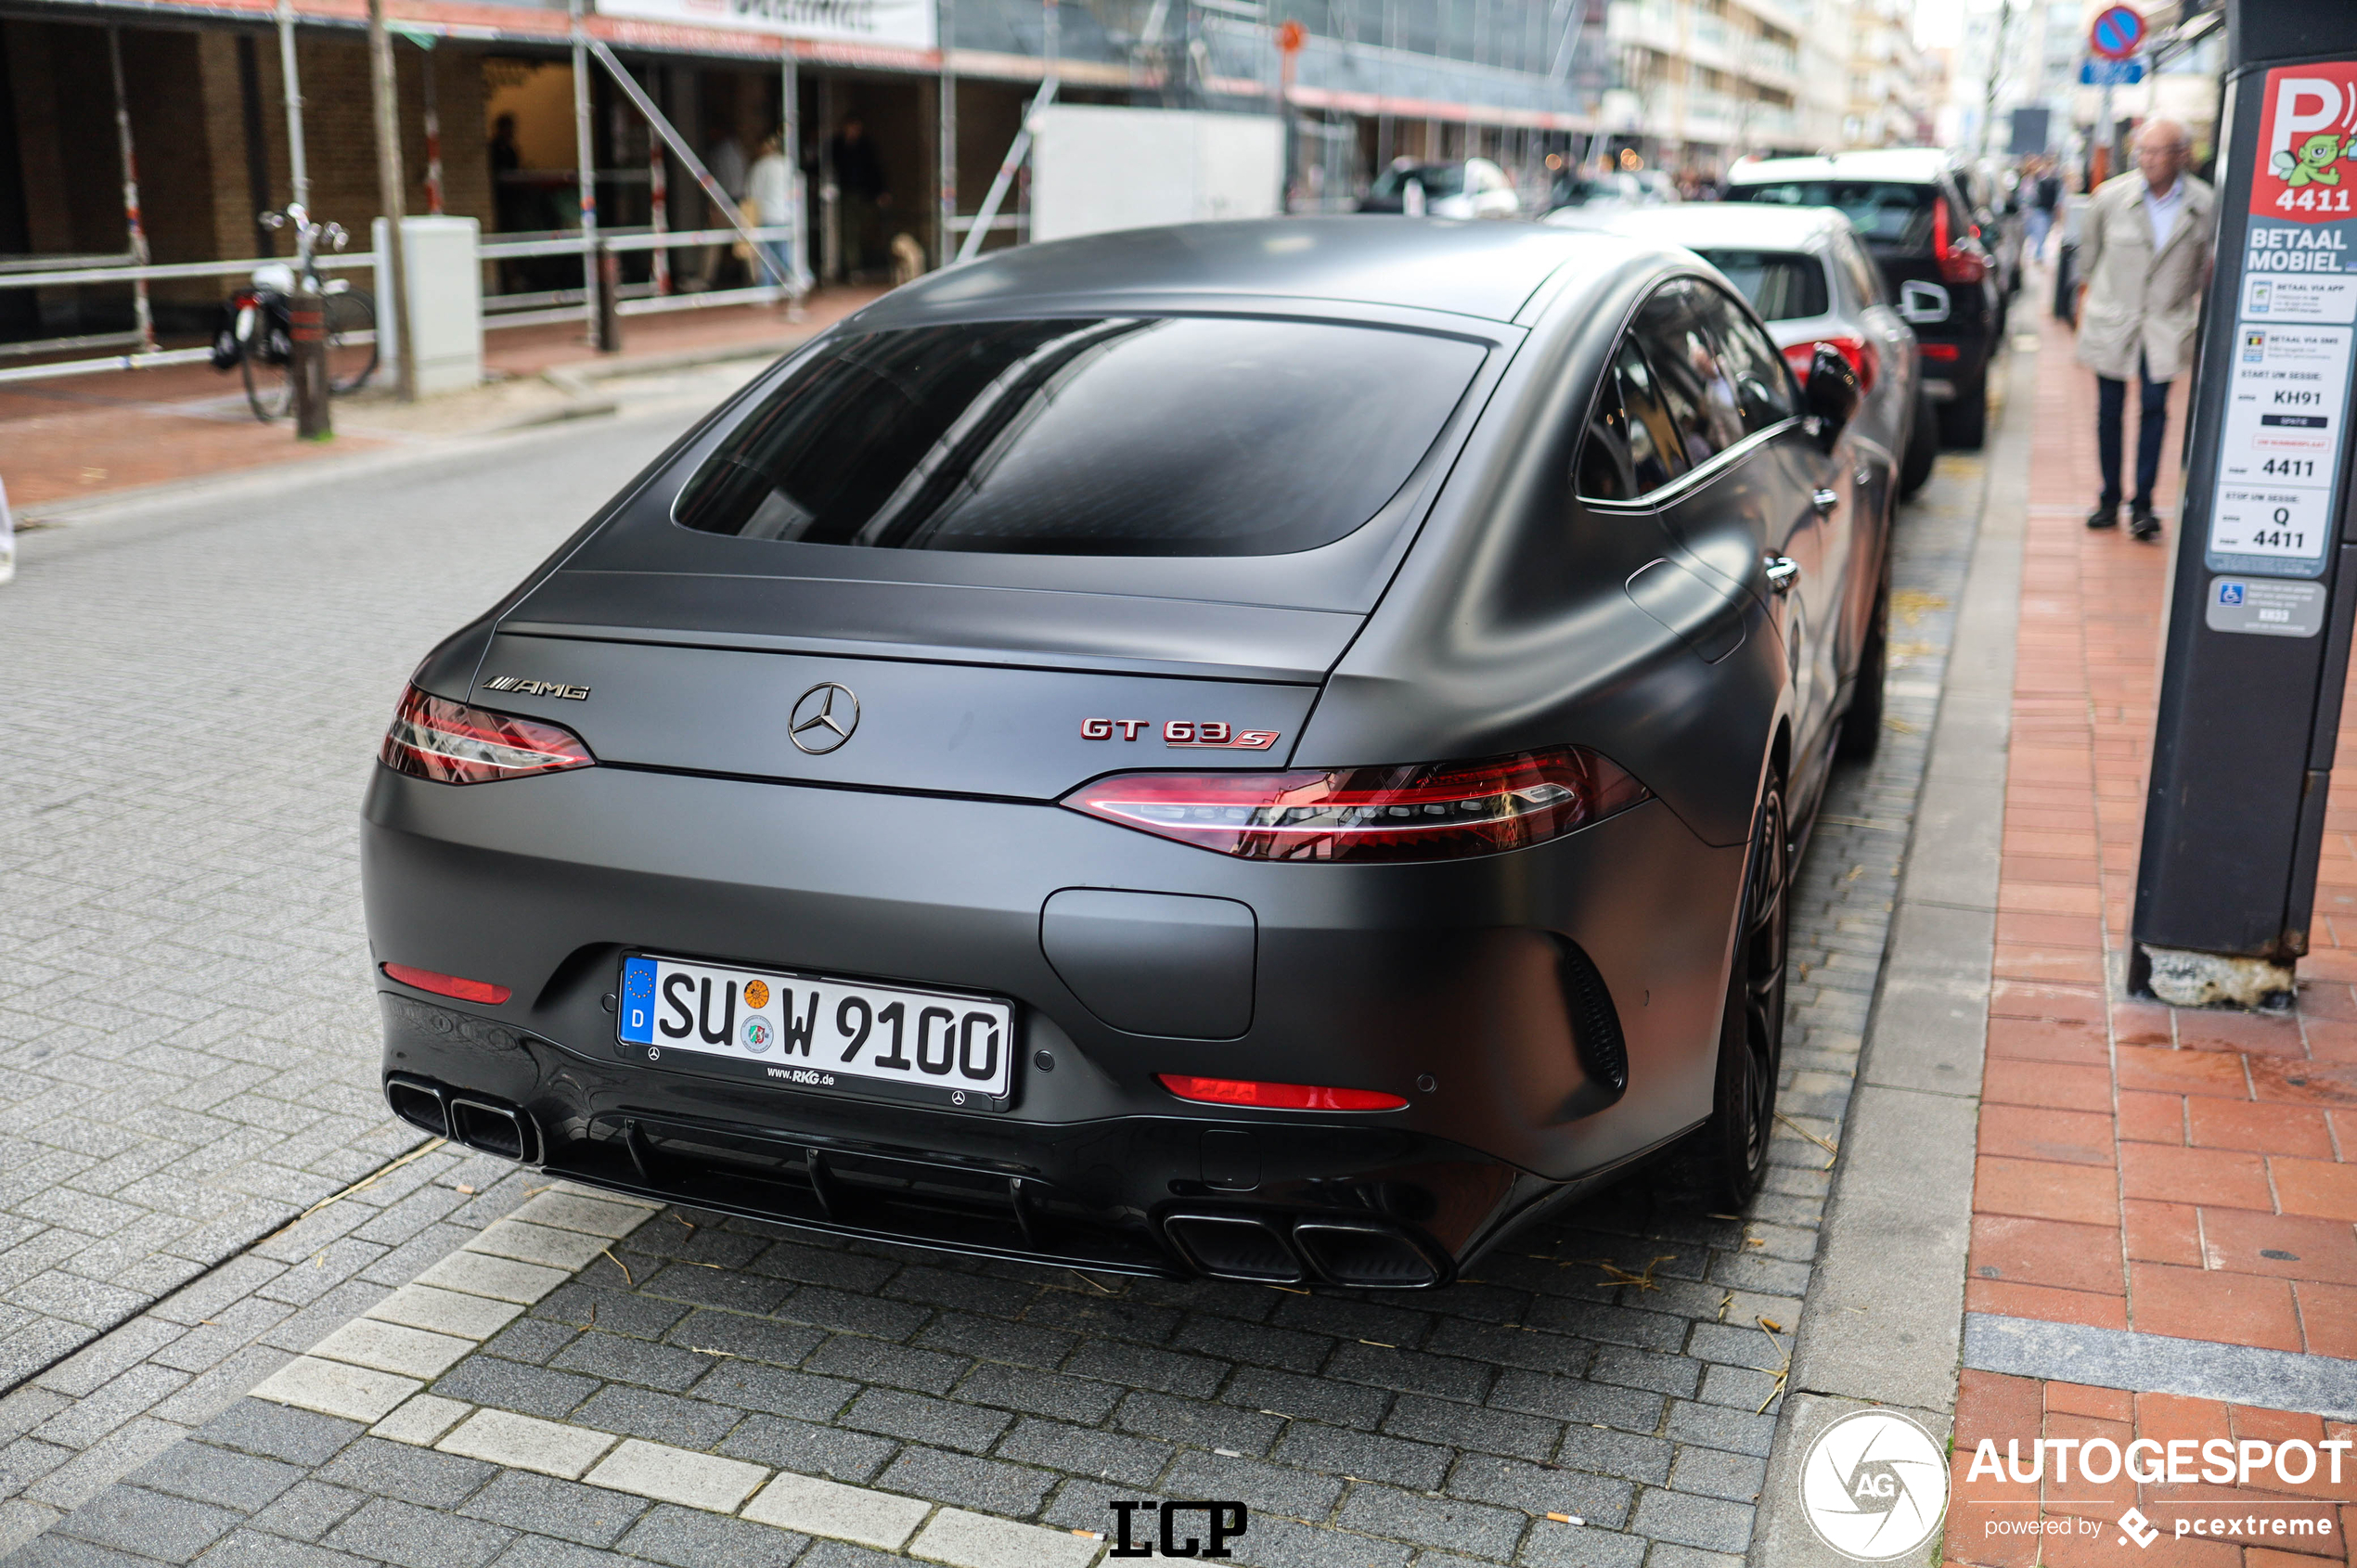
top-left (2206, 61), bottom-right (2357, 583)
top-left (2090, 5), bottom-right (2144, 61)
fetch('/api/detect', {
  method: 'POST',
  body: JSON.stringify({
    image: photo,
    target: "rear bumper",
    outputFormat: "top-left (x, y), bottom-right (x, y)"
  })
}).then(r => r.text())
top-left (377, 997), bottom-right (1592, 1287)
top-left (362, 762), bottom-right (1742, 1281)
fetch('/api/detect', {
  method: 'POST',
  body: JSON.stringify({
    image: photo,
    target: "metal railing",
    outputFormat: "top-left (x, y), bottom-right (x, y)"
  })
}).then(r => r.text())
top-left (0, 223), bottom-right (805, 385)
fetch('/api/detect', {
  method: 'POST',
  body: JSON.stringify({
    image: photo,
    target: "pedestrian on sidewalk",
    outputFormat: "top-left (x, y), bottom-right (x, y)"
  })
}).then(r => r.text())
top-left (829, 117), bottom-right (889, 280)
top-left (2025, 157), bottom-right (2062, 263)
top-left (2074, 117), bottom-right (2215, 540)
top-left (697, 119), bottom-right (750, 291)
top-left (743, 133), bottom-right (798, 298)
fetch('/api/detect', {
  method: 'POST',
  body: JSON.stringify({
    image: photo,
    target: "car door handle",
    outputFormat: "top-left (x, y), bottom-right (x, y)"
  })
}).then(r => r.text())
top-left (1764, 556), bottom-right (1801, 593)
top-left (1811, 488), bottom-right (1840, 513)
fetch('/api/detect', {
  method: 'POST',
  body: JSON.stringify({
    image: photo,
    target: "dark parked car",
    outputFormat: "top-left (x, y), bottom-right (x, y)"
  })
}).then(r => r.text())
top-left (364, 219), bottom-right (1889, 1290)
top-left (1724, 148), bottom-right (2003, 447)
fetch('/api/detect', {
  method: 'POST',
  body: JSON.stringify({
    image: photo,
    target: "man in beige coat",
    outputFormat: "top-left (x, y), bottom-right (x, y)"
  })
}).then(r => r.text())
top-left (2075, 119), bottom-right (2216, 538)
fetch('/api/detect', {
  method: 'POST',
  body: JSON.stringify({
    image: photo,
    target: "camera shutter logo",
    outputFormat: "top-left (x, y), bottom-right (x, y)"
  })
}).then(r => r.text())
top-left (790, 683), bottom-right (860, 754)
top-left (1797, 1409), bottom-right (1949, 1561)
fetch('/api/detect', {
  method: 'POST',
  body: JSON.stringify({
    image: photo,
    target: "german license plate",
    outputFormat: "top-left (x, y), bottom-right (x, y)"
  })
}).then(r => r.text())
top-left (617, 955), bottom-right (1013, 1110)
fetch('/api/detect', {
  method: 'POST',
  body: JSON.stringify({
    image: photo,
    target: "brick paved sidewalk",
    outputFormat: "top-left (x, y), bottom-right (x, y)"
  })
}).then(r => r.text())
top-left (0, 293), bottom-right (876, 515)
top-left (1943, 289), bottom-right (2357, 1562)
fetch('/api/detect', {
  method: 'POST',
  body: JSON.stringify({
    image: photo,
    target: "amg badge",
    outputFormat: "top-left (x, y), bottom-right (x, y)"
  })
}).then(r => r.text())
top-left (483, 676), bottom-right (590, 700)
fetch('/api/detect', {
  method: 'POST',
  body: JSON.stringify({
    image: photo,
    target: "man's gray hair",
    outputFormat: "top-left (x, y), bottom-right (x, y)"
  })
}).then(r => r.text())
top-left (2136, 118), bottom-right (2192, 151)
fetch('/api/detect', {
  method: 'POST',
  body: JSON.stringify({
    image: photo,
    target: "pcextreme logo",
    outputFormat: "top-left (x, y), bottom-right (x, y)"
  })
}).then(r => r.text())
top-left (1798, 1410), bottom-right (1950, 1561)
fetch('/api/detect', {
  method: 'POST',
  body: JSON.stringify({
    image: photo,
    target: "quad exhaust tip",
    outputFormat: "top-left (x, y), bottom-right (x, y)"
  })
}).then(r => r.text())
top-left (1163, 1211), bottom-right (1443, 1289)
top-left (385, 1073), bottom-right (541, 1165)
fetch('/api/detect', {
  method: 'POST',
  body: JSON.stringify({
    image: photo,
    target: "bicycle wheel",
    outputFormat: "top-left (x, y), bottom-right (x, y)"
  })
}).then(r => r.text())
top-left (325, 289), bottom-right (380, 394)
top-left (240, 337), bottom-right (293, 422)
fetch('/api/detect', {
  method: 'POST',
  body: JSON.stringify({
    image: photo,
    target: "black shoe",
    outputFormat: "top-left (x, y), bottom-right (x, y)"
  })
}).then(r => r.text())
top-left (2129, 507), bottom-right (2161, 540)
top-left (2087, 505), bottom-right (2119, 529)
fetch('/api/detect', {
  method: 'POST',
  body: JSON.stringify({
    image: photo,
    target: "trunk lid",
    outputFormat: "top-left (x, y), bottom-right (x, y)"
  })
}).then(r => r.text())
top-left (471, 571), bottom-right (1350, 800)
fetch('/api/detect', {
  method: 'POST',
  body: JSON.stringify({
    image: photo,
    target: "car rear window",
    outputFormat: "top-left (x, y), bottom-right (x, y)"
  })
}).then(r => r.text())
top-left (672, 317), bottom-right (1483, 558)
top-left (1691, 250), bottom-right (1829, 320)
top-left (1724, 181), bottom-right (1935, 250)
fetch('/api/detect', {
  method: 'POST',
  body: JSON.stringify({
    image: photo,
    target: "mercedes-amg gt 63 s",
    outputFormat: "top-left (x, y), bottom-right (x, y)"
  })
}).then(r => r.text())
top-left (365, 218), bottom-right (1889, 1290)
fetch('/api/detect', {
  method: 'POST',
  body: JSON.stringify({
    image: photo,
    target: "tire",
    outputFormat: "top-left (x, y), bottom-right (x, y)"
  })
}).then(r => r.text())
top-left (1837, 572), bottom-right (1889, 762)
top-left (324, 289), bottom-right (379, 395)
top-left (1681, 784), bottom-right (1790, 1209)
top-left (240, 334), bottom-right (292, 422)
top-left (1940, 370), bottom-right (1988, 450)
top-left (1899, 390), bottom-right (1938, 498)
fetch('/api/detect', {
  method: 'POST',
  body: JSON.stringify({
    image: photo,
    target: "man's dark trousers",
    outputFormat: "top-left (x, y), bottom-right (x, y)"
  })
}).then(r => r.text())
top-left (2096, 352), bottom-right (2170, 513)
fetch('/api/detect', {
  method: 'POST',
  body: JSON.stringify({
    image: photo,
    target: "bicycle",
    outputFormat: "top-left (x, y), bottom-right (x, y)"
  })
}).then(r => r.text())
top-left (209, 205), bottom-right (379, 423)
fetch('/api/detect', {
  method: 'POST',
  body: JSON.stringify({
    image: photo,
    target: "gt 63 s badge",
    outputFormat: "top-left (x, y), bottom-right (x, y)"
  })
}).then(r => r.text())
top-left (1081, 719), bottom-right (1281, 750)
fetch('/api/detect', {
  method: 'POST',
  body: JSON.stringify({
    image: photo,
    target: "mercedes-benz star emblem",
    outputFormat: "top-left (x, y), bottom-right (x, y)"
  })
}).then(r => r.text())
top-left (789, 682), bottom-right (860, 754)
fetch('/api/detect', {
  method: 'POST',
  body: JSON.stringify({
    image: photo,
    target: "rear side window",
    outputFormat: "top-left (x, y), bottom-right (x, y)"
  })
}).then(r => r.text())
top-left (1578, 339), bottom-right (1689, 502)
top-left (1726, 180), bottom-right (1936, 250)
top-left (1635, 284), bottom-right (1747, 469)
top-left (1690, 288), bottom-right (1800, 435)
top-left (674, 317), bottom-right (1485, 557)
top-left (1692, 250), bottom-right (1830, 321)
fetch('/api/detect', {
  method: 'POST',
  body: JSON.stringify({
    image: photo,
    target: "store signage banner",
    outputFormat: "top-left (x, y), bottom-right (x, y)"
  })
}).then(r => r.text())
top-left (596, 0), bottom-right (935, 52)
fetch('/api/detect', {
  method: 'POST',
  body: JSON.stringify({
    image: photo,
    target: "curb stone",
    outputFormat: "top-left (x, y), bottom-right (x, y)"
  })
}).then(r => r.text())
top-left (1747, 341), bottom-right (2038, 1566)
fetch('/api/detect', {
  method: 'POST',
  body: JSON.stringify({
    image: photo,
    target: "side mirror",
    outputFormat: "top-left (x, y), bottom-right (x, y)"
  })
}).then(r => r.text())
top-left (1803, 343), bottom-right (1861, 453)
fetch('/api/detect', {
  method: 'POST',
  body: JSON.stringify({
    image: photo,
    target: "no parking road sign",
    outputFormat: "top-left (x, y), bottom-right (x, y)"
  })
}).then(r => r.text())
top-left (2090, 5), bottom-right (2144, 61)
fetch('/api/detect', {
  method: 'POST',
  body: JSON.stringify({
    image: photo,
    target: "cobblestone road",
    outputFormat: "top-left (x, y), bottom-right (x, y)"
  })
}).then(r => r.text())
top-left (0, 381), bottom-right (1991, 1564)
top-left (0, 414), bottom-right (698, 1389)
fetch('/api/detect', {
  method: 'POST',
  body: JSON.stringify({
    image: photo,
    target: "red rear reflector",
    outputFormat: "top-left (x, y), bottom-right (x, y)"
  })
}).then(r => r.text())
top-left (1156, 1074), bottom-right (1407, 1112)
top-left (382, 963), bottom-right (512, 1005)
top-left (1781, 336), bottom-right (1878, 394)
top-left (380, 685), bottom-right (595, 785)
top-left (1920, 342), bottom-right (1960, 362)
top-left (1062, 746), bottom-right (1647, 862)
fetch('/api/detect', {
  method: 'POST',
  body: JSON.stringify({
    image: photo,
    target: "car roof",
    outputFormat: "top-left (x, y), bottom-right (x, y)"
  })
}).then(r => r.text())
top-left (1552, 203), bottom-right (1848, 251)
top-left (1727, 148), bottom-right (1957, 186)
top-left (867, 217), bottom-right (1659, 326)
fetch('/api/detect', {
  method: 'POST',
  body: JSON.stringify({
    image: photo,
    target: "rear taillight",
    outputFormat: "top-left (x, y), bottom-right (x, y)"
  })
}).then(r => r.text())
top-left (1920, 342), bottom-right (1960, 362)
top-left (1157, 1074), bottom-right (1407, 1112)
top-left (1061, 746), bottom-right (1648, 862)
top-left (382, 963), bottom-right (512, 1005)
top-left (1932, 200), bottom-right (1986, 285)
top-left (380, 685), bottom-right (595, 785)
top-left (1782, 336), bottom-right (1879, 394)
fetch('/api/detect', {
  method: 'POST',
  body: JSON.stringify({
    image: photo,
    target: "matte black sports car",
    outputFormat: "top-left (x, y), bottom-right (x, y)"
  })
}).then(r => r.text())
top-left (364, 218), bottom-right (1887, 1290)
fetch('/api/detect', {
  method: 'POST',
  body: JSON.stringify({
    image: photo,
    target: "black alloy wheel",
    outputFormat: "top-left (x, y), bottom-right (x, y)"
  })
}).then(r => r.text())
top-left (1836, 571), bottom-right (1890, 761)
top-left (1899, 389), bottom-right (1938, 497)
top-left (1690, 785), bottom-right (1790, 1208)
top-left (1939, 368), bottom-right (1988, 450)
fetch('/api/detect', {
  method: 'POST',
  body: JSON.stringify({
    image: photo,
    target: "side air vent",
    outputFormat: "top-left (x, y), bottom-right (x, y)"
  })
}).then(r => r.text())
top-left (1557, 939), bottom-right (1629, 1097)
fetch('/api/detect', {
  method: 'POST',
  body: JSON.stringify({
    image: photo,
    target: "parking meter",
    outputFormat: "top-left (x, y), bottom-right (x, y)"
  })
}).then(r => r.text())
top-left (2134, 0), bottom-right (2357, 1005)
